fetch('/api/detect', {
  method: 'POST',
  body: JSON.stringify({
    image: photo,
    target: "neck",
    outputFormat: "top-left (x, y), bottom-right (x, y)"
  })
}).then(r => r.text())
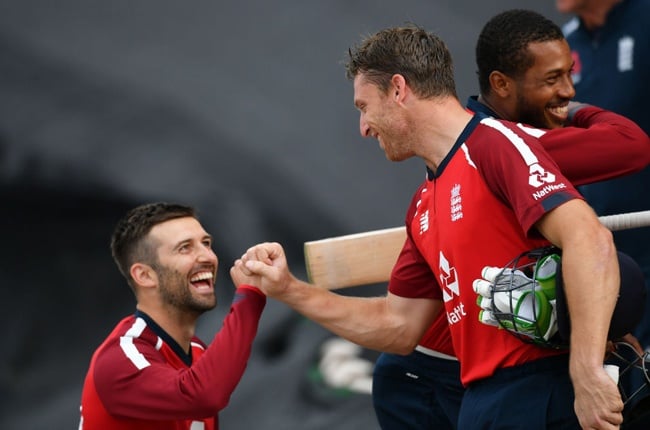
top-left (477, 94), bottom-right (512, 121)
top-left (137, 304), bottom-right (198, 353)
top-left (415, 97), bottom-right (473, 173)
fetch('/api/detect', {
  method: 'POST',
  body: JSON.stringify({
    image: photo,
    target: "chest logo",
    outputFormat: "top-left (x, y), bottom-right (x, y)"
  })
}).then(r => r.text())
top-left (450, 183), bottom-right (463, 222)
top-left (618, 36), bottom-right (634, 72)
top-left (439, 251), bottom-right (459, 303)
top-left (419, 209), bottom-right (429, 235)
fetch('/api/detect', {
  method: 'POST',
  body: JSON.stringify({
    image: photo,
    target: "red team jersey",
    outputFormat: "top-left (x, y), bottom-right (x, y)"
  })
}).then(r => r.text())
top-left (390, 104), bottom-right (650, 375)
top-left (79, 285), bottom-right (265, 429)
top-left (390, 114), bottom-right (584, 385)
top-left (529, 105), bottom-right (650, 186)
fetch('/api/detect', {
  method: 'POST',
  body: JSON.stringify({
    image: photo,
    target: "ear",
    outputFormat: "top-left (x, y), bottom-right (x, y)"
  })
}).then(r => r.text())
top-left (488, 71), bottom-right (513, 98)
top-left (130, 263), bottom-right (158, 289)
top-left (390, 74), bottom-right (408, 103)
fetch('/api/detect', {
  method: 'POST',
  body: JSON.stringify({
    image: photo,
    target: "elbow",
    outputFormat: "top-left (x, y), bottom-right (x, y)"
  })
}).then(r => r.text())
top-left (386, 333), bottom-right (421, 355)
top-left (192, 394), bottom-right (231, 417)
top-left (392, 342), bottom-right (418, 355)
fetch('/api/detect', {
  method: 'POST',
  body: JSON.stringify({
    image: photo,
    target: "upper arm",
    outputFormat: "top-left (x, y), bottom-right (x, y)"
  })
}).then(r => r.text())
top-left (534, 198), bottom-right (611, 249)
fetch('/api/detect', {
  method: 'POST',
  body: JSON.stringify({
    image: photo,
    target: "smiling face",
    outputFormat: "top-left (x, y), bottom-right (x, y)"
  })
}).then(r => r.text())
top-left (353, 73), bottom-right (415, 162)
top-left (511, 40), bottom-right (576, 129)
top-left (148, 217), bottom-right (218, 315)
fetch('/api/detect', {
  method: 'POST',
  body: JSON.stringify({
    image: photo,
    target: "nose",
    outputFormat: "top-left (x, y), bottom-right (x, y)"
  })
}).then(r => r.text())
top-left (198, 246), bottom-right (218, 265)
top-left (359, 115), bottom-right (370, 137)
top-left (559, 74), bottom-right (575, 100)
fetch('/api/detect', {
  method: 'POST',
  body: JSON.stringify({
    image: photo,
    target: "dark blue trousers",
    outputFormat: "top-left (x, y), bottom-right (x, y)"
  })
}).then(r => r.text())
top-left (372, 350), bottom-right (464, 429)
top-left (458, 354), bottom-right (579, 429)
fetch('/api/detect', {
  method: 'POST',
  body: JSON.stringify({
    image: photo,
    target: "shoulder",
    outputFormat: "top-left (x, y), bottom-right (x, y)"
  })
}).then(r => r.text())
top-left (93, 316), bottom-right (159, 370)
top-left (471, 117), bottom-right (542, 151)
top-left (612, 0), bottom-right (650, 32)
top-left (191, 337), bottom-right (208, 351)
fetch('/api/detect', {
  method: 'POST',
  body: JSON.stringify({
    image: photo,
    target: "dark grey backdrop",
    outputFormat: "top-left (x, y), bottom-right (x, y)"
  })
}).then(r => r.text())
top-left (0, 1), bottom-right (565, 429)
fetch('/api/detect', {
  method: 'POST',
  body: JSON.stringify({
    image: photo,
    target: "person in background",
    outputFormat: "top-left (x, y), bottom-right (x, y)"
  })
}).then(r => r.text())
top-left (556, 0), bottom-right (650, 412)
top-left (79, 202), bottom-right (265, 429)
top-left (371, 9), bottom-right (649, 429)
top-left (236, 24), bottom-right (625, 429)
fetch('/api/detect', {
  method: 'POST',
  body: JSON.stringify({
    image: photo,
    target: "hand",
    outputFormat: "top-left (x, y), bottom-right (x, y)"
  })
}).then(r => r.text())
top-left (607, 333), bottom-right (643, 356)
top-left (566, 101), bottom-right (590, 124)
top-left (229, 261), bottom-right (261, 290)
top-left (233, 242), bottom-right (293, 298)
top-left (571, 364), bottom-right (624, 429)
top-left (473, 266), bottom-right (558, 341)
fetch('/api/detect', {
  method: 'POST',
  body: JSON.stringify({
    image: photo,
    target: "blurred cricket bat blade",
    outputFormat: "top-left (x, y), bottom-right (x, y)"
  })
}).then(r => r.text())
top-left (303, 210), bottom-right (650, 290)
top-left (304, 226), bottom-right (406, 289)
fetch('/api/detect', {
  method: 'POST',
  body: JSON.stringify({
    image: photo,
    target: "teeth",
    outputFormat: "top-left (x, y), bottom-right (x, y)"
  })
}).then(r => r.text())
top-left (190, 272), bottom-right (213, 282)
top-left (548, 105), bottom-right (568, 115)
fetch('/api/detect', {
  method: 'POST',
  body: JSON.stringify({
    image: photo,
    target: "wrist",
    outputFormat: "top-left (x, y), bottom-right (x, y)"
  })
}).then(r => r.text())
top-left (567, 102), bottom-right (591, 123)
top-left (237, 284), bottom-right (265, 297)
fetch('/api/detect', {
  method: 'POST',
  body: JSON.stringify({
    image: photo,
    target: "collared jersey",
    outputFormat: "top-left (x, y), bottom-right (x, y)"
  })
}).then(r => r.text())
top-left (389, 97), bottom-right (650, 361)
top-left (390, 114), bottom-right (582, 385)
top-left (79, 286), bottom-right (266, 430)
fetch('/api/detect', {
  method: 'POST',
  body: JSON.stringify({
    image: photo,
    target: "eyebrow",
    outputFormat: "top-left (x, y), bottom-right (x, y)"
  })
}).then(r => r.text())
top-left (172, 234), bottom-right (212, 250)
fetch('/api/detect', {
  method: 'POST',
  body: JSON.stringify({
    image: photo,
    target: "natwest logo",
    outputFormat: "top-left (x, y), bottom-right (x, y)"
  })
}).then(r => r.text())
top-left (532, 182), bottom-right (568, 200)
top-left (528, 163), bottom-right (556, 188)
top-left (439, 251), bottom-right (459, 303)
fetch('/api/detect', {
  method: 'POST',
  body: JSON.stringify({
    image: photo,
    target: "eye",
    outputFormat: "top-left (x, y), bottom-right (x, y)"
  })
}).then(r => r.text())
top-left (546, 76), bottom-right (559, 85)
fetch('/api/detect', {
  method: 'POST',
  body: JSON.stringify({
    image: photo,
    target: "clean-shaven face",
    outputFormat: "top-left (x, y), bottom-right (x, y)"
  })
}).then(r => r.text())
top-left (150, 217), bottom-right (218, 315)
top-left (512, 40), bottom-right (575, 129)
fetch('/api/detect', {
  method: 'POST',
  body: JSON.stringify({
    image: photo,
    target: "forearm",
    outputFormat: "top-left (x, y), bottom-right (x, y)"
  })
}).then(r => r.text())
top-left (542, 105), bottom-right (650, 186)
top-left (196, 286), bottom-right (266, 409)
top-left (278, 277), bottom-right (428, 354)
top-left (562, 230), bottom-right (619, 373)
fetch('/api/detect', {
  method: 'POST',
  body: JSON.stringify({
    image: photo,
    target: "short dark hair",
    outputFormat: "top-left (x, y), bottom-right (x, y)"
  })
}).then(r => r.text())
top-left (345, 24), bottom-right (457, 99)
top-left (476, 9), bottom-right (565, 95)
top-left (110, 202), bottom-right (196, 287)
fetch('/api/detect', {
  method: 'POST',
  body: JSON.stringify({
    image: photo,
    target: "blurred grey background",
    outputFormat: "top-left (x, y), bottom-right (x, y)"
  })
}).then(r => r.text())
top-left (0, 1), bottom-right (565, 428)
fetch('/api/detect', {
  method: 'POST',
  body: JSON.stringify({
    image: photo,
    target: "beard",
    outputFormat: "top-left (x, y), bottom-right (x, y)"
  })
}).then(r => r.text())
top-left (378, 113), bottom-right (416, 162)
top-left (155, 264), bottom-right (217, 315)
top-left (514, 94), bottom-right (553, 130)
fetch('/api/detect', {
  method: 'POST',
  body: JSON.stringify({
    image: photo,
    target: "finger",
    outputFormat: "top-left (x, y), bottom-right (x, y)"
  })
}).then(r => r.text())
top-left (473, 279), bottom-right (493, 296)
top-left (478, 309), bottom-right (499, 327)
top-left (477, 296), bottom-right (492, 310)
top-left (255, 245), bottom-right (273, 265)
top-left (245, 259), bottom-right (274, 278)
top-left (481, 266), bottom-right (503, 282)
top-left (234, 259), bottom-right (254, 276)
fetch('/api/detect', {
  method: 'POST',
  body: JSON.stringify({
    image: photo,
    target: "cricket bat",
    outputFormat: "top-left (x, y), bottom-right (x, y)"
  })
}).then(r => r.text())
top-left (304, 210), bottom-right (650, 290)
top-left (304, 226), bottom-right (406, 290)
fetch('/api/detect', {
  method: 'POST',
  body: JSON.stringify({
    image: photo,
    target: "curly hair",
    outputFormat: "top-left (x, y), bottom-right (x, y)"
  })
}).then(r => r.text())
top-left (476, 9), bottom-right (565, 95)
top-left (345, 24), bottom-right (457, 99)
top-left (110, 202), bottom-right (196, 287)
